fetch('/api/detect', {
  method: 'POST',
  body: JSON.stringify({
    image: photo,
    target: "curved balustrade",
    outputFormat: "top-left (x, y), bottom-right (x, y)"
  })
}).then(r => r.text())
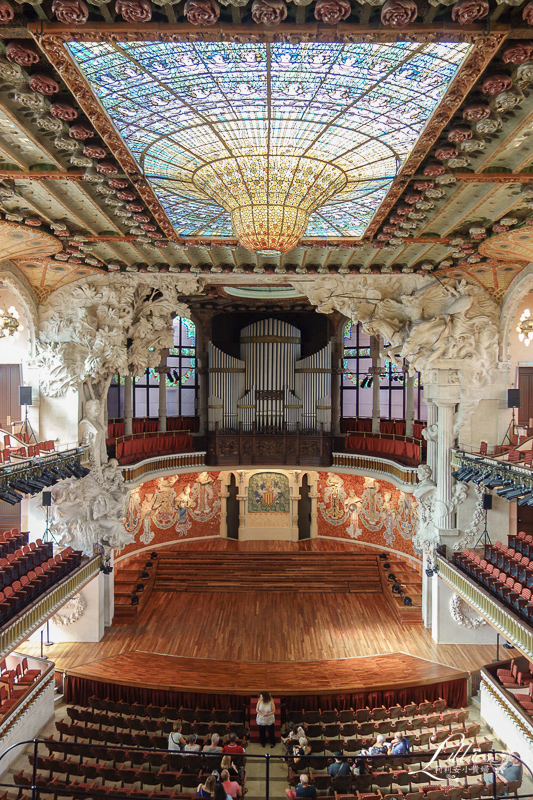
top-left (114, 432), bottom-right (193, 465)
top-left (437, 556), bottom-right (533, 661)
top-left (344, 432), bottom-right (422, 465)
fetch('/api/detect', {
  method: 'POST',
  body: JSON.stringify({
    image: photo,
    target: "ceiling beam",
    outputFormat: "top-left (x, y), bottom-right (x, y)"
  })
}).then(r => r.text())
top-left (0, 170), bottom-right (86, 181)
top-left (455, 173), bottom-right (533, 183)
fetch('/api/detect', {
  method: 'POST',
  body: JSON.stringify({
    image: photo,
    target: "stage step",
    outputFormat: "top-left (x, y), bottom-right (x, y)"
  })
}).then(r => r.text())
top-left (112, 555), bottom-right (157, 623)
top-left (153, 552), bottom-right (383, 593)
top-left (379, 557), bottom-right (423, 625)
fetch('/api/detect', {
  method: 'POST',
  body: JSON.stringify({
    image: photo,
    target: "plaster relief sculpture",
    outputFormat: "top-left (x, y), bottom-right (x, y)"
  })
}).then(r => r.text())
top-left (35, 273), bottom-right (200, 400)
top-left (49, 458), bottom-right (134, 554)
top-left (412, 464), bottom-right (468, 558)
top-left (295, 275), bottom-right (499, 430)
top-left (79, 398), bottom-right (108, 474)
top-left (51, 592), bottom-right (86, 625)
top-left (450, 594), bottom-right (487, 628)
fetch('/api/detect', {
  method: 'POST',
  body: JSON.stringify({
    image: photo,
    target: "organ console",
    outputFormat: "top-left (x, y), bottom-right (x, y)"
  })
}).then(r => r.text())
top-left (208, 318), bottom-right (331, 433)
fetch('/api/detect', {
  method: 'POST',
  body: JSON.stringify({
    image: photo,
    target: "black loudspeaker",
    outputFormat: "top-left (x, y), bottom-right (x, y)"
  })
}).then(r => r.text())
top-left (42, 491), bottom-right (52, 507)
top-left (508, 389), bottom-right (521, 408)
top-left (19, 386), bottom-right (32, 406)
top-left (483, 495), bottom-right (493, 511)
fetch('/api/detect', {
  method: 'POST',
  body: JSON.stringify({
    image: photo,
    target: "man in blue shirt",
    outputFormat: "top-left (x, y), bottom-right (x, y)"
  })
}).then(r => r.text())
top-left (285, 774), bottom-right (317, 799)
top-left (388, 732), bottom-right (409, 755)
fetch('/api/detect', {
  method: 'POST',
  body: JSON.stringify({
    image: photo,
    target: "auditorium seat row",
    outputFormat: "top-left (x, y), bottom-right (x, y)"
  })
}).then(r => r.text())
top-left (0, 541), bottom-right (82, 627)
top-left (0, 439), bottom-right (55, 462)
top-left (0, 528), bottom-right (28, 556)
top-left (453, 548), bottom-right (533, 622)
top-left (288, 699), bottom-right (449, 726)
top-left (88, 697), bottom-right (246, 724)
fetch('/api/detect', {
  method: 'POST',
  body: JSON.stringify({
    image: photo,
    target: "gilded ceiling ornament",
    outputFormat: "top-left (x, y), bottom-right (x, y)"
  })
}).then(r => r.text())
top-left (481, 74), bottom-right (513, 95)
top-left (96, 160), bottom-right (118, 175)
top-left (251, 0), bottom-right (288, 25)
top-left (423, 162), bottom-right (445, 177)
top-left (502, 43), bottom-right (533, 64)
top-left (6, 41), bottom-right (40, 66)
top-left (184, 0), bottom-right (221, 24)
top-left (494, 88), bottom-right (523, 111)
top-left (462, 102), bottom-right (490, 121)
top-left (29, 73), bottom-right (60, 95)
top-left (313, 0), bottom-right (351, 24)
top-left (69, 122), bottom-right (94, 139)
top-left (447, 125), bottom-right (472, 143)
top-left (0, 1), bottom-right (14, 22)
top-left (0, 56), bottom-right (23, 83)
top-left (108, 179), bottom-right (129, 189)
top-left (50, 101), bottom-right (78, 120)
top-left (474, 115), bottom-right (500, 134)
top-left (51, 0), bottom-right (90, 22)
top-left (13, 86), bottom-right (45, 109)
top-left (434, 145), bottom-right (458, 161)
top-left (83, 144), bottom-right (107, 159)
top-left (451, 0), bottom-right (489, 22)
top-left (380, 0), bottom-right (417, 26)
top-left (115, 0), bottom-right (153, 21)
top-left (523, 1), bottom-right (533, 24)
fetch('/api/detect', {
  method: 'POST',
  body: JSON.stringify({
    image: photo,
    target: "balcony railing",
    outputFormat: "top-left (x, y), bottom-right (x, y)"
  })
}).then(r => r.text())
top-left (120, 451), bottom-right (206, 484)
top-left (437, 556), bottom-right (533, 660)
top-left (0, 556), bottom-right (100, 662)
top-left (332, 452), bottom-right (418, 486)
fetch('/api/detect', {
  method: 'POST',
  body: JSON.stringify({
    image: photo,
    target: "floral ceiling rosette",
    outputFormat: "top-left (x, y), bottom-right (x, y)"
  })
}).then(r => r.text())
top-left (69, 40), bottom-right (469, 254)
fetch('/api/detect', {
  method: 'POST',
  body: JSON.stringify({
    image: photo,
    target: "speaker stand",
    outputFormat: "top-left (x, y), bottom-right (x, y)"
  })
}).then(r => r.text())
top-left (42, 505), bottom-right (59, 546)
top-left (475, 508), bottom-right (491, 549)
top-left (501, 407), bottom-right (517, 447)
top-left (20, 404), bottom-right (37, 445)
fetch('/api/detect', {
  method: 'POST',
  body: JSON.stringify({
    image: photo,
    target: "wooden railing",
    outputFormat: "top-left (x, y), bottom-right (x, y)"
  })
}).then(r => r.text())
top-left (332, 452), bottom-right (418, 486)
top-left (0, 556), bottom-right (100, 662)
top-left (437, 556), bottom-right (533, 660)
top-left (121, 451), bottom-right (206, 483)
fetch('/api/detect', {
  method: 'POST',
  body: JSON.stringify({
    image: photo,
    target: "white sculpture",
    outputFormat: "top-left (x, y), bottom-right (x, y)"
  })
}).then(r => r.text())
top-left (412, 465), bottom-right (467, 559)
top-left (79, 398), bottom-right (107, 473)
top-left (294, 275), bottom-right (500, 430)
top-left (51, 592), bottom-right (86, 626)
top-left (49, 458), bottom-right (134, 555)
top-left (34, 273), bottom-right (200, 398)
top-left (449, 594), bottom-right (487, 629)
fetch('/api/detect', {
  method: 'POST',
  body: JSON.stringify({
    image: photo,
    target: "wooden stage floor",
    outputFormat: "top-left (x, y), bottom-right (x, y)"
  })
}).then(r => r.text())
top-left (18, 541), bottom-right (496, 696)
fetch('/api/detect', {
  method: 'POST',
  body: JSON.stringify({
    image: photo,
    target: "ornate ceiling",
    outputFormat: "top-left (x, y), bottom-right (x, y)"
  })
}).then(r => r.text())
top-left (0, 2), bottom-right (531, 305)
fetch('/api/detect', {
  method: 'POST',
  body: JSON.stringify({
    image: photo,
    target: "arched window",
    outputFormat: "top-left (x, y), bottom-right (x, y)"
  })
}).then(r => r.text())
top-left (341, 322), bottom-right (426, 421)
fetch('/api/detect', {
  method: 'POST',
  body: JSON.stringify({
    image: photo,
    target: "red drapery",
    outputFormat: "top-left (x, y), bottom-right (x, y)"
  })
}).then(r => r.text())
top-left (341, 419), bottom-right (426, 440)
top-left (345, 435), bottom-right (420, 461)
top-left (116, 433), bottom-right (193, 465)
top-left (108, 417), bottom-right (199, 441)
top-left (64, 675), bottom-right (466, 712)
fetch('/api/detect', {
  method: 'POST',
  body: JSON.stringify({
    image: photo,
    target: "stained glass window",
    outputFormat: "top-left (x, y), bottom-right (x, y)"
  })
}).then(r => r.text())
top-left (342, 321), bottom-right (426, 421)
top-left (68, 40), bottom-right (469, 242)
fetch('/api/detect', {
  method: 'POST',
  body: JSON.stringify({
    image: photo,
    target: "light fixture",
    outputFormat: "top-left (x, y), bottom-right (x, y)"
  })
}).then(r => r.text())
top-left (517, 308), bottom-right (533, 347)
top-left (0, 306), bottom-right (23, 338)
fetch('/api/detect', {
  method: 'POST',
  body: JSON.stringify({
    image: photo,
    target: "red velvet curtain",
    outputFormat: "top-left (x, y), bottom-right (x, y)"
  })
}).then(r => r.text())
top-left (345, 435), bottom-right (420, 461)
top-left (64, 676), bottom-right (466, 712)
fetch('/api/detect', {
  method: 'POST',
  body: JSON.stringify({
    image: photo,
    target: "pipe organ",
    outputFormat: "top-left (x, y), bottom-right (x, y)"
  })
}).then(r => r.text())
top-left (208, 319), bottom-right (331, 432)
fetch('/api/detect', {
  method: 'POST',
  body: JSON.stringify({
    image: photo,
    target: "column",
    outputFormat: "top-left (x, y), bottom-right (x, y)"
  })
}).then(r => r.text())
top-left (370, 336), bottom-right (381, 434)
top-left (434, 401), bottom-right (456, 531)
top-left (158, 349), bottom-right (168, 432)
top-left (330, 330), bottom-right (342, 436)
top-left (124, 372), bottom-right (133, 436)
top-left (195, 313), bottom-right (210, 435)
top-left (405, 372), bottom-right (415, 437)
top-left (425, 400), bottom-right (438, 480)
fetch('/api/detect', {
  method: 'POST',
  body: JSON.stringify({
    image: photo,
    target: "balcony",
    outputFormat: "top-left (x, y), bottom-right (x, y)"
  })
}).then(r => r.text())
top-left (437, 556), bottom-right (533, 661)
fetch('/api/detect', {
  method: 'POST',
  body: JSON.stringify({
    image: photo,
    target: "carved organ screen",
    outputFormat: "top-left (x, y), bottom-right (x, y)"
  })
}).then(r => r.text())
top-left (208, 318), bottom-right (331, 432)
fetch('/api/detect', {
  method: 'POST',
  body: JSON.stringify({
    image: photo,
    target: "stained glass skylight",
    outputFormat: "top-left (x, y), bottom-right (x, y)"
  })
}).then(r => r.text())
top-left (69, 40), bottom-right (469, 250)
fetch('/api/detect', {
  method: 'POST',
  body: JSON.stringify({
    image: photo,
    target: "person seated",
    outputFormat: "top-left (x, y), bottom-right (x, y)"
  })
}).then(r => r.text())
top-left (282, 724), bottom-right (306, 752)
top-left (184, 733), bottom-right (201, 752)
top-left (168, 722), bottom-right (186, 751)
top-left (288, 737), bottom-right (311, 768)
top-left (221, 768), bottom-right (242, 799)
top-left (204, 733), bottom-right (222, 755)
top-left (285, 774), bottom-right (317, 799)
top-left (366, 734), bottom-right (388, 756)
top-left (224, 732), bottom-right (245, 754)
top-left (388, 732), bottom-right (409, 755)
top-left (483, 752), bottom-right (523, 793)
top-left (197, 775), bottom-right (217, 798)
top-left (221, 754), bottom-right (242, 784)
top-left (328, 752), bottom-right (351, 777)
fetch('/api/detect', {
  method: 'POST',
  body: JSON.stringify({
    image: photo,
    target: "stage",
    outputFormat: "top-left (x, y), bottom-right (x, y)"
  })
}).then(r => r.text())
top-left (17, 542), bottom-right (496, 708)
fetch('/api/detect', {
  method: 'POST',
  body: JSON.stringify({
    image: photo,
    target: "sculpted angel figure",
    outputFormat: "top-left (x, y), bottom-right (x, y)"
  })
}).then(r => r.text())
top-left (79, 398), bottom-right (107, 469)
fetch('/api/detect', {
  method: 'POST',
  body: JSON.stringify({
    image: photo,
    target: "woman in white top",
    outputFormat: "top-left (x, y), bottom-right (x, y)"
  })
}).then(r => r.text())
top-left (168, 723), bottom-right (186, 751)
top-left (256, 691), bottom-right (276, 748)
